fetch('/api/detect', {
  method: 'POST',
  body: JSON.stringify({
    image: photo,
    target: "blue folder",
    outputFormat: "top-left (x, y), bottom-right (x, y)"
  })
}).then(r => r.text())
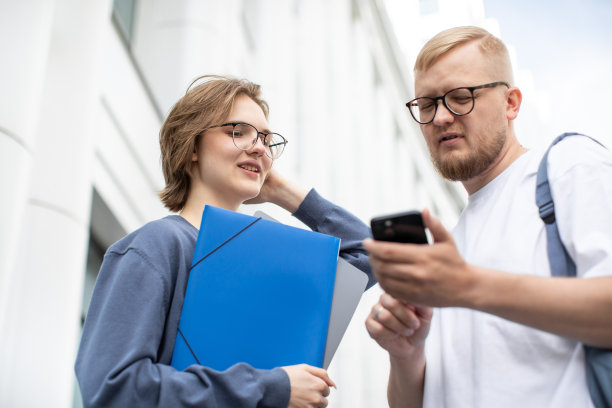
top-left (254, 210), bottom-right (369, 369)
top-left (171, 205), bottom-right (340, 371)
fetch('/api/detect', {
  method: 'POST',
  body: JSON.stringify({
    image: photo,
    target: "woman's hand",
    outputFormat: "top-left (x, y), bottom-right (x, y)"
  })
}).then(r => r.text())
top-left (245, 169), bottom-right (309, 213)
top-left (282, 364), bottom-right (336, 408)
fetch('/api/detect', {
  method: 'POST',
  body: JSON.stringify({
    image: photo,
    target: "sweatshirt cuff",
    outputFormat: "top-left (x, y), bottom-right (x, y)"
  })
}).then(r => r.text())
top-left (257, 367), bottom-right (291, 408)
top-left (292, 188), bottom-right (334, 231)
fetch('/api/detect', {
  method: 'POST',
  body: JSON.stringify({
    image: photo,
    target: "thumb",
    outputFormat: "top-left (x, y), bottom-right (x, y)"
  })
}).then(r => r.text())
top-left (305, 365), bottom-right (337, 388)
top-left (422, 209), bottom-right (452, 244)
top-left (414, 304), bottom-right (434, 321)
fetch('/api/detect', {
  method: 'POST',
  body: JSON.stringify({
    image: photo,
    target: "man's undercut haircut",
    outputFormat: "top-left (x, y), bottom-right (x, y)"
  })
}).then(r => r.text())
top-left (414, 26), bottom-right (513, 84)
top-left (158, 75), bottom-right (269, 212)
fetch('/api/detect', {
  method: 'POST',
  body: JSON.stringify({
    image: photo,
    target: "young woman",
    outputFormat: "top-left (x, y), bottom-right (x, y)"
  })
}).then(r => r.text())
top-left (75, 75), bottom-right (373, 407)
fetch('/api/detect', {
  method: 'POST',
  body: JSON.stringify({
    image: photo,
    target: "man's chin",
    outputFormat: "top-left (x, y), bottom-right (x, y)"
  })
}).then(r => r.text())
top-left (433, 152), bottom-right (473, 181)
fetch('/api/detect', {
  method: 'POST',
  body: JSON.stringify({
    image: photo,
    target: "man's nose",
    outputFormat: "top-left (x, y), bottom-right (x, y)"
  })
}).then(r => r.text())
top-left (432, 99), bottom-right (455, 125)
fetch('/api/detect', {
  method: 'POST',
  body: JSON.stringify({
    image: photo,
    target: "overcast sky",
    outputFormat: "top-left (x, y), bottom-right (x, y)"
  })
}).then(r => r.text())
top-left (483, 0), bottom-right (612, 147)
top-left (385, 0), bottom-right (612, 148)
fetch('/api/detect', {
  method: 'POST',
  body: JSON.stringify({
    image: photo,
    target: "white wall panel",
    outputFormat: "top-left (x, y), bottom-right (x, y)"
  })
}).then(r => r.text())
top-left (0, 0), bottom-right (113, 405)
top-left (0, 1), bottom-right (473, 406)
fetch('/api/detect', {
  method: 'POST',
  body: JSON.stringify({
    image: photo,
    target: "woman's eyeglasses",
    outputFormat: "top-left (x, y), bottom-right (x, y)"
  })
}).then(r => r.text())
top-left (204, 122), bottom-right (287, 159)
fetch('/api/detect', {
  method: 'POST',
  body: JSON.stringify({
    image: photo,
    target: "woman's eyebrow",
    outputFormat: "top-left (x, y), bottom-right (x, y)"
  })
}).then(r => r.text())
top-left (230, 120), bottom-right (273, 134)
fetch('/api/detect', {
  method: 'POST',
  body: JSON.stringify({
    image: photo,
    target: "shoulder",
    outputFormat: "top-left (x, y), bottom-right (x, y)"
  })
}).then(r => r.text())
top-left (546, 135), bottom-right (611, 180)
top-left (106, 215), bottom-right (198, 269)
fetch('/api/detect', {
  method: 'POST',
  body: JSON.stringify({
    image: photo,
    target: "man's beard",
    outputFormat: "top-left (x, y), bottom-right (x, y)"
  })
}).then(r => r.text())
top-left (431, 129), bottom-right (506, 181)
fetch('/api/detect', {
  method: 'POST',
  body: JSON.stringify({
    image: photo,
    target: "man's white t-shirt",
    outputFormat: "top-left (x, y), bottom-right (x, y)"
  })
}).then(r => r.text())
top-left (423, 136), bottom-right (612, 408)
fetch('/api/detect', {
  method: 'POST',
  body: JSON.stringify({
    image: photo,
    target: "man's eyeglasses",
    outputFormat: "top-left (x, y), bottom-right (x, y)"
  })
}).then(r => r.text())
top-left (205, 122), bottom-right (288, 159)
top-left (406, 81), bottom-right (510, 124)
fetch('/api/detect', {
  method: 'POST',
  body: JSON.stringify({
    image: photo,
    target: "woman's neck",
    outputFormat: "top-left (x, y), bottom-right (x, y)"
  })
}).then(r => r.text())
top-left (180, 190), bottom-right (241, 229)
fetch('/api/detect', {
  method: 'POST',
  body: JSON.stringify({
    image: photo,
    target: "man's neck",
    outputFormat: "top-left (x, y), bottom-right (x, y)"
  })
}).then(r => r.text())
top-left (462, 140), bottom-right (528, 195)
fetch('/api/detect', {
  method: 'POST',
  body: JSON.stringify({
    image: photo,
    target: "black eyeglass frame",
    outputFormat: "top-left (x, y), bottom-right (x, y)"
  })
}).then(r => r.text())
top-left (204, 122), bottom-right (288, 159)
top-left (406, 81), bottom-right (510, 124)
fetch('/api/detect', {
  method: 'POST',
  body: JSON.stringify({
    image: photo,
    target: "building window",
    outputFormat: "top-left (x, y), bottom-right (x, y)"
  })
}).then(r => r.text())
top-left (351, 0), bottom-right (360, 20)
top-left (73, 189), bottom-right (126, 406)
top-left (113, 0), bottom-right (138, 45)
top-left (79, 189), bottom-right (126, 327)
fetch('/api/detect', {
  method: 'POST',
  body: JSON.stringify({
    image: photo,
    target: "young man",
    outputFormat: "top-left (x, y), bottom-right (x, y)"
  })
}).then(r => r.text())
top-left (364, 26), bottom-right (612, 407)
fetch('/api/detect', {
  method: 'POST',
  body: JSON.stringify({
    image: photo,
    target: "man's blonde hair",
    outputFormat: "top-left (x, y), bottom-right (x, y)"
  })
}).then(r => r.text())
top-left (414, 26), bottom-right (513, 83)
top-left (158, 75), bottom-right (269, 212)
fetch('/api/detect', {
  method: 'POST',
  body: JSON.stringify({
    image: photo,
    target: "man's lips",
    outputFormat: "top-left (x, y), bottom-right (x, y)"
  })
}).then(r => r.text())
top-left (438, 133), bottom-right (463, 144)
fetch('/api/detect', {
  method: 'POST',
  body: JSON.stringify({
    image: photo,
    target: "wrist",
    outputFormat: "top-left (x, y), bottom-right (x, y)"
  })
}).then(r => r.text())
top-left (459, 264), bottom-right (510, 312)
top-left (270, 178), bottom-right (308, 213)
top-left (388, 349), bottom-right (426, 407)
top-left (389, 344), bottom-right (426, 366)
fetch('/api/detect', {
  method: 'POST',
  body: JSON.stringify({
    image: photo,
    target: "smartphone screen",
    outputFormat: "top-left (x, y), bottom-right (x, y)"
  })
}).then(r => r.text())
top-left (370, 210), bottom-right (428, 244)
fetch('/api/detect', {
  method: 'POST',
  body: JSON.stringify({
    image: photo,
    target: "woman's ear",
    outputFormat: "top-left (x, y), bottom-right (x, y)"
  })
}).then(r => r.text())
top-left (505, 86), bottom-right (522, 121)
top-left (191, 141), bottom-right (199, 162)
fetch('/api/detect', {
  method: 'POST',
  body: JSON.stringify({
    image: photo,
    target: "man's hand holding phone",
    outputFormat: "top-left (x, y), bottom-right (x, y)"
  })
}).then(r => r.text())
top-left (365, 209), bottom-right (471, 308)
top-left (370, 210), bottom-right (429, 244)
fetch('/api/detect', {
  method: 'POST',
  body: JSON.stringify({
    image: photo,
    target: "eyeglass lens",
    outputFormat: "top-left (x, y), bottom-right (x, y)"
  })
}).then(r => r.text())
top-left (232, 123), bottom-right (285, 159)
top-left (410, 88), bottom-right (474, 124)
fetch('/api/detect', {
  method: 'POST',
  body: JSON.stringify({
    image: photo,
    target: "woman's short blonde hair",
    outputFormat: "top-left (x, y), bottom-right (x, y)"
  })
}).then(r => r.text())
top-left (158, 75), bottom-right (269, 212)
top-left (415, 26), bottom-right (513, 83)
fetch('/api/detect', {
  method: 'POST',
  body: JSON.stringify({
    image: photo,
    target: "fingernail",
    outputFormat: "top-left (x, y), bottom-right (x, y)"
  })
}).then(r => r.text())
top-left (405, 329), bottom-right (414, 336)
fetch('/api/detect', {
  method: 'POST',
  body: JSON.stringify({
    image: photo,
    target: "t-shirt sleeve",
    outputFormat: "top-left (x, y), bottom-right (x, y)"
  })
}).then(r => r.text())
top-left (75, 247), bottom-right (290, 408)
top-left (548, 137), bottom-right (612, 278)
top-left (293, 188), bottom-right (375, 288)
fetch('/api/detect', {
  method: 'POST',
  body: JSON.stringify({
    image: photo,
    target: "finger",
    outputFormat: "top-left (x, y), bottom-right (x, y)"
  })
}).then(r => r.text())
top-left (365, 314), bottom-right (395, 338)
top-left (367, 304), bottom-right (415, 337)
top-left (421, 209), bottom-right (452, 244)
top-left (304, 365), bottom-right (336, 388)
top-left (380, 293), bottom-right (422, 330)
top-left (414, 304), bottom-right (434, 321)
top-left (377, 275), bottom-right (423, 303)
top-left (398, 299), bottom-right (417, 310)
top-left (364, 239), bottom-right (425, 265)
top-left (366, 314), bottom-right (415, 346)
top-left (371, 259), bottom-right (421, 288)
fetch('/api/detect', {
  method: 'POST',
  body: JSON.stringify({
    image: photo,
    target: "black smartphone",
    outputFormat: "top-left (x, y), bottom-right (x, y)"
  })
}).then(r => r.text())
top-left (370, 210), bottom-right (428, 244)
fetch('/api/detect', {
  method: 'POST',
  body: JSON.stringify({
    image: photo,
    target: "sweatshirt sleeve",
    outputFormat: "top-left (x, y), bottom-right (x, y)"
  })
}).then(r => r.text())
top-left (293, 188), bottom-right (375, 288)
top-left (75, 248), bottom-right (290, 408)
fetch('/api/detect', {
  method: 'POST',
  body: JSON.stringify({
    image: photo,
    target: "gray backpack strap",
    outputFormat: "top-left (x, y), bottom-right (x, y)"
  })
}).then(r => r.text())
top-left (535, 132), bottom-right (583, 276)
top-left (535, 132), bottom-right (612, 408)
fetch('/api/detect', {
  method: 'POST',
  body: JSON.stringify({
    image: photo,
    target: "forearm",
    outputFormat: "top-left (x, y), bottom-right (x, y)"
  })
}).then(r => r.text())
top-left (388, 352), bottom-right (426, 408)
top-left (466, 267), bottom-right (612, 347)
top-left (77, 252), bottom-right (291, 407)
top-left (262, 172), bottom-right (372, 252)
top-left (77, 356), bottom-right (289, 407)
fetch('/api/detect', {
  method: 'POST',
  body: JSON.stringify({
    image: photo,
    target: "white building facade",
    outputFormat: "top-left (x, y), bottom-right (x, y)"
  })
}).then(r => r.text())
top-left (0, 0), bottom-right (472, 406)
